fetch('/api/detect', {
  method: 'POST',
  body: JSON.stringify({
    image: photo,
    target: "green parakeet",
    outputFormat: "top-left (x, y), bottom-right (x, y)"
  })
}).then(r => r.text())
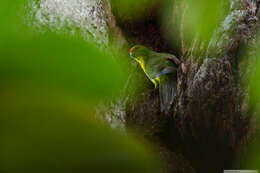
top-left (129, 45), bottom-right (180, 114)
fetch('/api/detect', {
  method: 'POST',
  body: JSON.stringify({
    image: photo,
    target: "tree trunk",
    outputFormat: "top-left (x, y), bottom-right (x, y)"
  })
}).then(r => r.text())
top-left (104, 0), bottom-right (260, 173)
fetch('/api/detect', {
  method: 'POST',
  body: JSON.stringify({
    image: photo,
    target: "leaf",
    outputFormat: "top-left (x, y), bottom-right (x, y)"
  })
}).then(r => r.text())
top-left (0, 93), bottom-right (160, 173)
top-left (0, 0), bottom-right (126, 101)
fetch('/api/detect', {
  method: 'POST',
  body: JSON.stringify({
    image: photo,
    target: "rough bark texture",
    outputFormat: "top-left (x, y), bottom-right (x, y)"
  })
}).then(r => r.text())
top-left (114, 0), bottom-right (260, 173)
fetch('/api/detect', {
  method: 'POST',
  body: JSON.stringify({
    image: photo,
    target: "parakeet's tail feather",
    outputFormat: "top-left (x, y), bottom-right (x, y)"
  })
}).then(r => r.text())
top-left (159, 75), bottom-right (176, 114)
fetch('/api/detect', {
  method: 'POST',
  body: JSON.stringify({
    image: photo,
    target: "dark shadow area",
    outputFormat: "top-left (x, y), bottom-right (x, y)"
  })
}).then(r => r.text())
top-left (110, 1), bottom-right (181, 57)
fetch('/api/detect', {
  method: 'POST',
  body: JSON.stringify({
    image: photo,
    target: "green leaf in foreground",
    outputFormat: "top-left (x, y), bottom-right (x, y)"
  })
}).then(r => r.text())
top-left (0, 93), bottom-right (160, 173)
top-left (249, 57), bottom-right (260, 108)
top-left (0, 34), bottom-right (126, 101)
top-left (180, 0), bottom-right (225, 43)
top-left (245, 44), bottom-right (260, 171)
top-left (241, 135), bottom-right (260, 171)
top-left (0, 0), bottom-right (127, 102)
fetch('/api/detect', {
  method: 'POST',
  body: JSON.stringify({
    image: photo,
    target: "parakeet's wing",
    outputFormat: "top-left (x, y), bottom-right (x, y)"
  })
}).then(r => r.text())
top-left (159, 73), bottom-right (177, 114)
top-left (154, 66), bottom-right (177, 78)
top-left (142, 51), bottom-right (178, 114)
top-left (160, 53), bottom-right (181, 65)
top-left (146, 52), bottom-right (178, 80)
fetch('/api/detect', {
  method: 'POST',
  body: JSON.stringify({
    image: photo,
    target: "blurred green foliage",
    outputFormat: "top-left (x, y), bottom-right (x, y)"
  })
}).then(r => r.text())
top-left (244, 138), bottom-right (260, 171)
top-left (0, 34), bottom-right (125, 101)
top-left (249, 56), bottom-right (260, 110)
top-left (183, 0), bottom-right (224, 42)
top-left (0, 0), bottom-right (126, 101)
top-left (0, 93), bottom-right (159, 173)
top-left (0, 1), bottom-right (159, 172)
top-left (245, 41), bottom-right (260, 170)
top-left (162, 0), bottom-right (227, 51)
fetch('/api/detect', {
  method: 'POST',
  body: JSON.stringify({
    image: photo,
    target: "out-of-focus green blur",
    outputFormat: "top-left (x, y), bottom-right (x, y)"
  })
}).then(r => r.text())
top-left (0, 98), bottom-right (159, 173)
top-left (0, 0), bottom-right (126, 102)
top-left (0, 35), bottom-right (126, 101)
top-left (0, 0), bottom-right (159, 172)
top-left (244, 39), bottom-right (260, 170)
top-left (249, 56), bottom-right (260, 110)
top-left (244, 138), bottom-right (260, 170)
top-left (182, 0), bottom-right (225, 42)
top-left (162, 0), bottom-right (227, 51)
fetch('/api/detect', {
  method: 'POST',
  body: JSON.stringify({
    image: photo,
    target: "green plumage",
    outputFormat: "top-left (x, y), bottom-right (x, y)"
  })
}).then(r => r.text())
top-left (130, 45), bottom-right (180, 114)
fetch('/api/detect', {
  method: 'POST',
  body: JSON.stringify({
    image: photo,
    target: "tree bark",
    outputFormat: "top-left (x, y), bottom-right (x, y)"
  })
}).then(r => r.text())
top-left (105, 0), bottom-right (260, 173)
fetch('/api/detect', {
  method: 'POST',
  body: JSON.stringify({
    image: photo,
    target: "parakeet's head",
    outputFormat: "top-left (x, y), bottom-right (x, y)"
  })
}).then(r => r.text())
top-left (129, 45), bottom-right (150, 60)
